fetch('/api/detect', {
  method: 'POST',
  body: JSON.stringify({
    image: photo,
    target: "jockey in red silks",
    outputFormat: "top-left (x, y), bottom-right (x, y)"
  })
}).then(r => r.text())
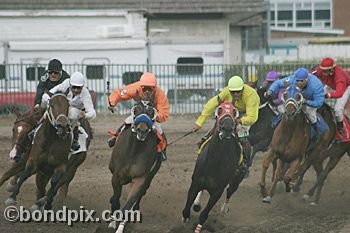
top-left (313, 57), bottom-right (350, 137)
top-left (107, 72), bottom-right (169, 159)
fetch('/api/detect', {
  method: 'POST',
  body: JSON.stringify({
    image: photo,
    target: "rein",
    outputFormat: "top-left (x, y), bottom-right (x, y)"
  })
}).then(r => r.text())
top-left (45, 93), bottom-right (70, 129)
top-left (259, 102), bottom-right (279, 115)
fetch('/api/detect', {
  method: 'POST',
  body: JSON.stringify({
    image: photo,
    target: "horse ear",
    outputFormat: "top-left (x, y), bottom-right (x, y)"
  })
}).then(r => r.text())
top-left (12, 106), bottom-right (21, 117)
top-left (217, 95), bottom-right (223, 105)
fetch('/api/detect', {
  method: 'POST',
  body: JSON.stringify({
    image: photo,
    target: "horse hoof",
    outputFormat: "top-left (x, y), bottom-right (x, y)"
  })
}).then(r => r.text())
top-left (310, 202), bottom-right (317, 206)
top-left (293, 186), bottom-right (301, 193)
top-left (29, 204), bottom-right (39, 212)
top-left (36, 196), bottom-right (47, 207)
top-left (302, 194), bottom-right (310, 200)
top-left (220, 203), bottom-right (229, 213)
top-left (193, 204), bottom-right (201, 212)
top-left (262, 196), bottom-right (272, 204)
top-left (108, 221), bottom-right (117, 229)
top-left (182, 217), bottom-right (190, 223)
top-left (5, 197), bottom-right (17, 206)
top-left (5, 182), bottom-right (17, 193)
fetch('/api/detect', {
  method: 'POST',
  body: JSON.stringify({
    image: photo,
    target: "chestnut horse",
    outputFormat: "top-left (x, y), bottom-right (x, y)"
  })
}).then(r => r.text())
top-left (5, 93), bottom-right (71, 210)
top-left (259, 85), bottom-right (329, 203)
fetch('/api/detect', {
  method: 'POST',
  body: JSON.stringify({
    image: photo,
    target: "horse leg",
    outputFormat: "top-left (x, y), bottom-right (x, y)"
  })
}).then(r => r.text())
top-left (0, 154), bottom-right (28, 191)
top-left (259, 148), bottom-right (274, 198)
top-left (30, 171), bottom-right (51, 210)
top-left (283, 159), bottom-right (300, 192)
top-left (311, 152), bottom-right (345, 205)
top-left (222, 167), bottom-right (246, 213)
top-left (196, 188), bottom-right (225, 233)
top-left (263, 159), bottom-right (282, 203)
top-left (57, 152), bottom-right (87, 204)
top-left (5, 161), bottom-right (36, 206)
top-left (44, 163), bottom-right (68, 210)
top-left (182, 184), bottom-right (202, 223)
top-left (133, 157), bottom-right (162, 211)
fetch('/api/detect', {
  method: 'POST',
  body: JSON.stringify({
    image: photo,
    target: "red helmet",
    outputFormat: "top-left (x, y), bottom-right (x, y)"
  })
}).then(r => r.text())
top-left (139, 72), bottom-right (157, 87)
top-left (320, 57), bottom-right (336, 70)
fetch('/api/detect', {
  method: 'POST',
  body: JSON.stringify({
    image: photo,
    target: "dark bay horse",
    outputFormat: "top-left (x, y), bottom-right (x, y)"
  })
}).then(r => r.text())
top-left (108, 95), bottom-right (162, 233)
top-left (303, 139), bottom-right (350, 204)
top-left (5, 93), bottom-right (72, 210)
top-left (248, 87), bottom-right (279, 165)
top-left (182, 98), bottom-right (243, 233)
top-left (259, 85), bottom-right (313, 203)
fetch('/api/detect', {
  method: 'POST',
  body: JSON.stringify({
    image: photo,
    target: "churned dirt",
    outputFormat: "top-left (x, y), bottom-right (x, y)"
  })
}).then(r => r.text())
top-left (0, 114), bottom-right (349, 233)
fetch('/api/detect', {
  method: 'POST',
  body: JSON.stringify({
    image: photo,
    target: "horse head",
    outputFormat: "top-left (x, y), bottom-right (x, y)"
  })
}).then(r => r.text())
top-left (214, 96), bottom-right (238, 140)
top-left (282, 84), bottom-right (304, 120)
top-left (131, 91), bottom-right (157, 141)
top-left (46, 92), bottom-right (70, 138)
top-left (9, 108), bottom-right (36, 161)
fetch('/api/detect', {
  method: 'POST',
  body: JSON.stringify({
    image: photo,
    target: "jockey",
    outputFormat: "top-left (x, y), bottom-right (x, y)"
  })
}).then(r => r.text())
top-left (42, 72), bottom-right (96, 151)
top-left (107, 72), bottom-right (169, 160)
top-left (34, 59), bottom-right (70, 109)
top-left (265, 68), bottom-right (325, 138)
top-left (192, 75), bottom-right (260, 167)
top-left (261, 71), bottom-right (285, 113)
top-left (313, 57), bottom-right (350, 137)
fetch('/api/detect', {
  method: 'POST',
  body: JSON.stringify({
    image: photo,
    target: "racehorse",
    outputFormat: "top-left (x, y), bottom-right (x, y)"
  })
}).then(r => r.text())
top-left (259, 85), bottom-right (313, 203)
top-left (303, 139), bottom-right (350, 204)
top-left (182, 97), bottom-right (243, 233)
top-left (248, 87), bottom-right (278, 166)
top-left (0, 107), bottom-right (42, 190)
top-left (108, 94), bottom-right (162, 233)
top-left (5, 93), bottom-right (72, 210)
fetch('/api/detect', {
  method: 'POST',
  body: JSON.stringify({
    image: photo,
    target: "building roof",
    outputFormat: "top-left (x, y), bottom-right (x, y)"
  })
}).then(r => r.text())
top-left (0, 0), bottom-right (267, 14)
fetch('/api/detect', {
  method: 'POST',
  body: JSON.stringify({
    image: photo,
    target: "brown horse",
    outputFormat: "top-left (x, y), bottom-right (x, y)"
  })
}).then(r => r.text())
top-left (0, 107), bottom-right (42, 191)
top-left (259, 85), bottom-right (328, 203)
top-left (182, 97), bottom-right (243, 233)
top-left (5, 93), bottom-right (72, 210)
top-left (303, 140), bottom-right (350, 204)
top-left (108, 95), bottom-right (162, 233)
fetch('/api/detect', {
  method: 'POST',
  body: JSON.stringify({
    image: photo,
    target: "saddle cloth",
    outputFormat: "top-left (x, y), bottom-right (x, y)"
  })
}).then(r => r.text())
top-left (335, 115), bottom-right (350, 142)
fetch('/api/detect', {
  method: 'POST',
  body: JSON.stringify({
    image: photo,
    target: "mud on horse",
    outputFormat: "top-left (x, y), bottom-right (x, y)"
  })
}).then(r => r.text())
top-left (108, 94), bottom-right (162, 233)
top-left (182, 97), bottom-right (244, 233)
top-left (259, 85), bottom-right (324, 203)
top-left (5, 93), bottom-right (72, 210)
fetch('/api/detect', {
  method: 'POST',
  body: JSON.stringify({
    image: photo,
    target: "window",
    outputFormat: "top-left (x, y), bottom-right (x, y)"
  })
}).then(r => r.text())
top-left (270, 0), bottom-right (331, 29)
top-left (297, 10), bottom-right (311, 20)
top-left (86, 65), bottom-right (105, 79)
top-left (277, 11), bottom-right (292, 20)
top-left (0, 65), bottom-right (5, 79)
top-left (26, 67), bottom-right (45, 81)
top-left (122, 71), bottom-right (143, 85)
top-left (176, 57), bottom-right (203, 75)
top-left (315, 10), bottom-right (330, 20)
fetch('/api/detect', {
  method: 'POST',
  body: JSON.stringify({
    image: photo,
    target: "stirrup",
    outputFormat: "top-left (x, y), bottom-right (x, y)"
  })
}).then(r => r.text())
top-left (108, 136), bottom-right (117, 148)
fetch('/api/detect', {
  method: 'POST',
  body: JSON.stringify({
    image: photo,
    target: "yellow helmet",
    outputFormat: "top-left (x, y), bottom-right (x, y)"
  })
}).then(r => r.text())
top-left (228, 76), bottom-right (244, 91)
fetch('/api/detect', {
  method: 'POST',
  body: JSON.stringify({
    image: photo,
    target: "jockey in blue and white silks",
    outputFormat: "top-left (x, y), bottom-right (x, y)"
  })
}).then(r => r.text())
top-left (266, 68), bottom-right (325, 138)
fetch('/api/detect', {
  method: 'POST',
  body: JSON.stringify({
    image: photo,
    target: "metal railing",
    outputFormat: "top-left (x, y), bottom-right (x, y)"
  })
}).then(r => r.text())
top-left (0, 63), bottom-right (349, 114)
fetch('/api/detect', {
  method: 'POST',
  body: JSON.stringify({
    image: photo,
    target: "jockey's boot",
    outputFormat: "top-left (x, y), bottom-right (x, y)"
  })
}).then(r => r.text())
top-left (311, 122), bottom-right (320, 142)
top-left (108, 123), bottom-right (125, 148)
top-left (196, 128), bottom-right (214, 149)
top-left (71, 126), bottom-right (80, 151)
top-left (239, 137), bottom-right (252, 167)
top-left (157, 150), bottom-right (167, 161)
top-left (337, 121), bottom-right (344, 140)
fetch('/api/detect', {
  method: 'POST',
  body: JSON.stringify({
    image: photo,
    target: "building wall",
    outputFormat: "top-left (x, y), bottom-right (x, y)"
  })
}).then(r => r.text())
top-left (333, 0), bottom-right (350, 36)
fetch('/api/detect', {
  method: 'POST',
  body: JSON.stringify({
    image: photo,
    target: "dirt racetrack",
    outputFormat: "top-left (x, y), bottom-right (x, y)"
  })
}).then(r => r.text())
top-left (0, 114), bottom-right (349, 233)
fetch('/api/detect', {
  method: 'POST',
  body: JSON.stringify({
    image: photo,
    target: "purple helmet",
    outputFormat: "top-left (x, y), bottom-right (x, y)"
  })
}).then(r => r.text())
top-left (265, 71), bottom-right (279, 82)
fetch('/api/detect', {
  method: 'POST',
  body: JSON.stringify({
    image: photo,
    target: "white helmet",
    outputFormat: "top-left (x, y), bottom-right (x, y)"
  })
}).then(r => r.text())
top-left (70, 72), bottom-right (85, 87)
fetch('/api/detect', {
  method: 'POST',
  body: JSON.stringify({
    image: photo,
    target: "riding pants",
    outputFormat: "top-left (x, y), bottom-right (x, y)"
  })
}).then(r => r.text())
top-left (324, 85), bottom-right (350, 122)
